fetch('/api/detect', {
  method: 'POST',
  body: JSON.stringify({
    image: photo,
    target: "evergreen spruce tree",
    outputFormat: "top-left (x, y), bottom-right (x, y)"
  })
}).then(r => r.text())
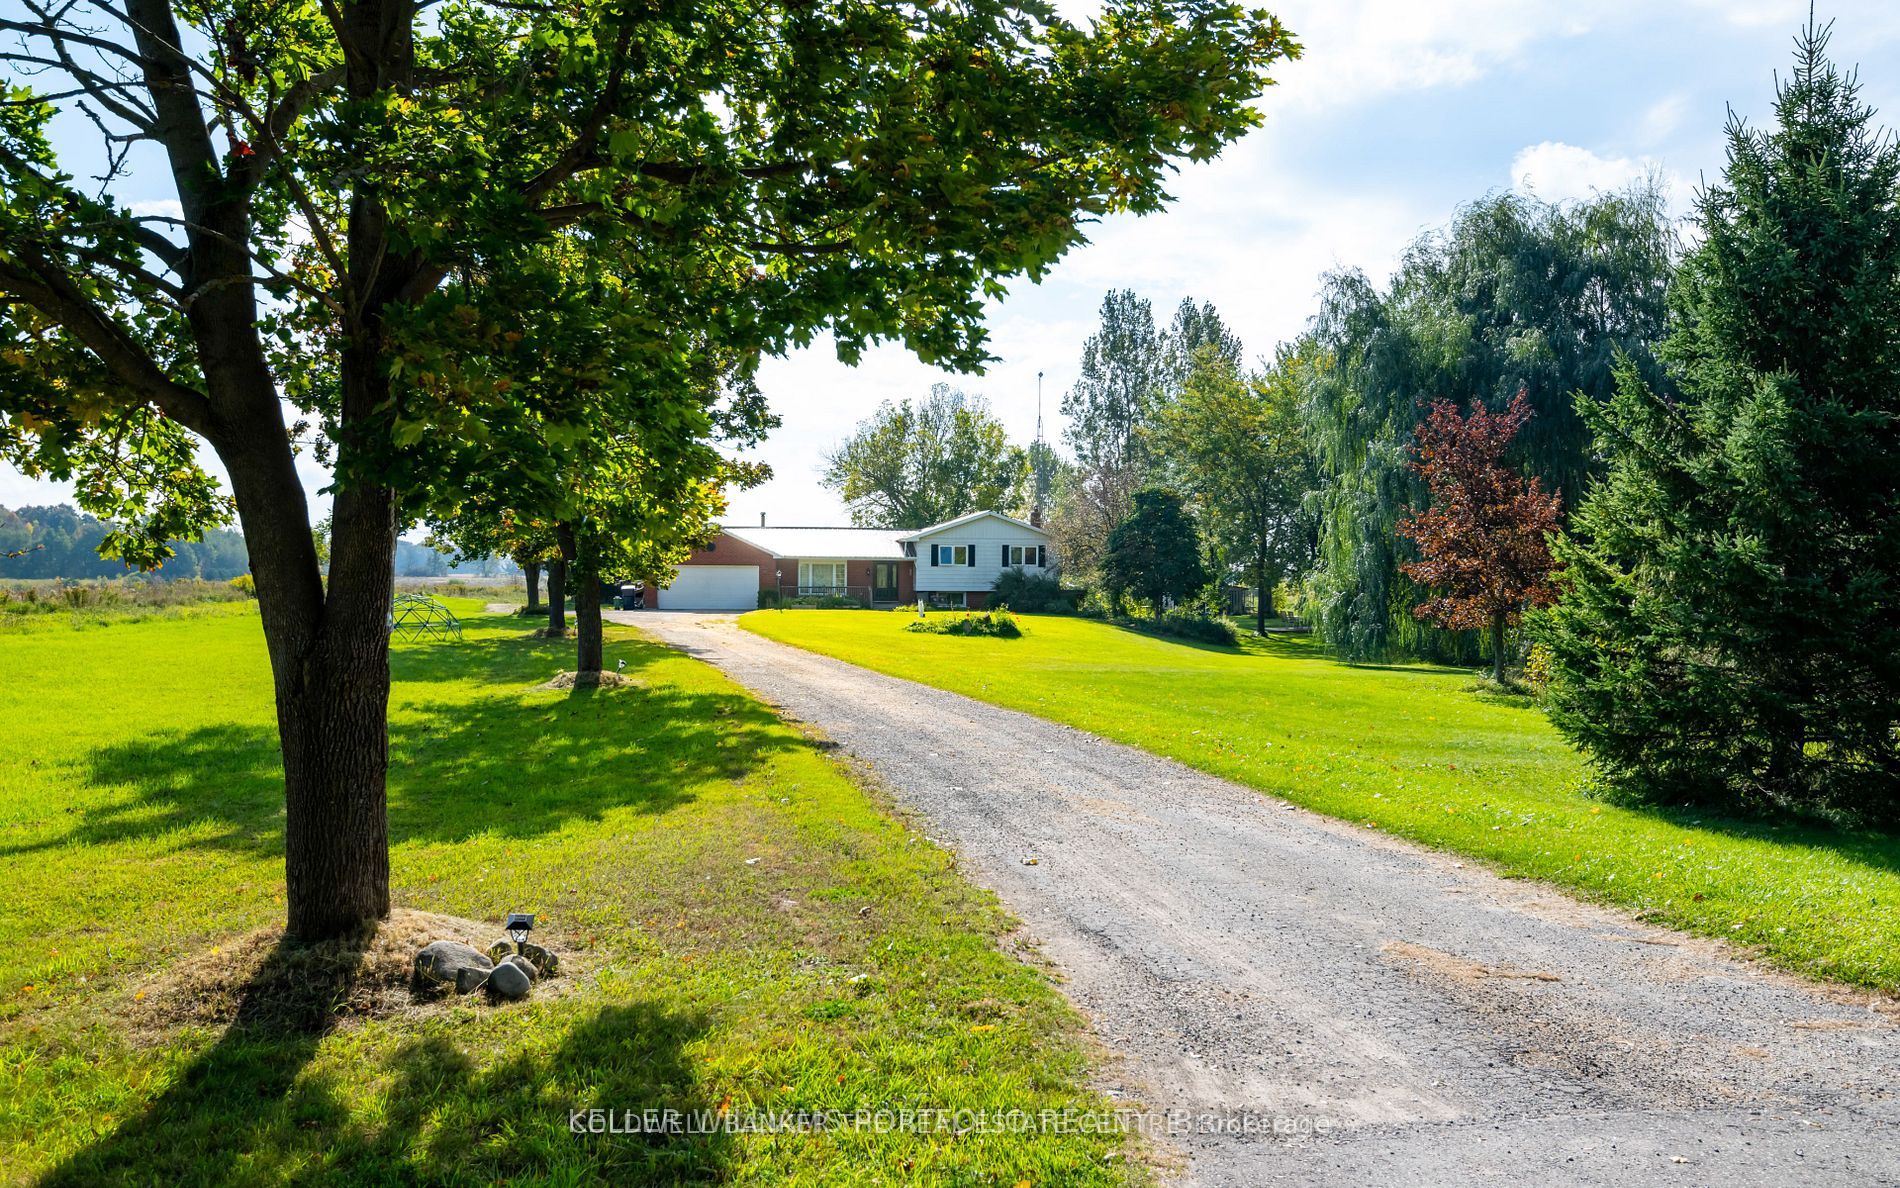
top-left (1539, 21), bottom-right (1900, 821)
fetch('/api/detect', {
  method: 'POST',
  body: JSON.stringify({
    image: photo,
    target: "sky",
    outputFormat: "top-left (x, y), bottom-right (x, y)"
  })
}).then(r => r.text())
top-left (6, 1), bottom-right (1899, 534)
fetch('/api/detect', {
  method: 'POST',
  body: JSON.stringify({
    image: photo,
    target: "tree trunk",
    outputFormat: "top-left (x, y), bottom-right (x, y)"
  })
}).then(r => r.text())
top-left (546, 556), bottom-right (568, 635)
top-left (111, 0), bottom-right (410, 943)
top-left (279, 481), bottom-right (394, 939)
top-left (524, 560), bottom-right (542, 612)
top-left (1491, 612), bottom-right (1507, 684)
top-left (1255, 547), bottom-right (1270, 636)
top-left (557, 521), bottom-right (603, 676)
top-left (214, 362), bottom-right (396, 942)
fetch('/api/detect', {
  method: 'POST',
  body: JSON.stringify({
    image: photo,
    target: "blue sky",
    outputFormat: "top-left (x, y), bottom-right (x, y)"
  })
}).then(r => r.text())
top-left (5, 2), bottom-right (1898, 531)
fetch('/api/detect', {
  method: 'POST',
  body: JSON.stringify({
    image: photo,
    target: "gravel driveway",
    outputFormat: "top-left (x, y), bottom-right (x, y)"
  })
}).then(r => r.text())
top-left (613, 610), bottom-right (1900, 1186)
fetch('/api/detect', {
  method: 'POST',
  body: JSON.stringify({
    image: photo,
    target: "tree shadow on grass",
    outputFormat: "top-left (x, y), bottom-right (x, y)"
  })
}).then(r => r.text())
top-left (386, 675), bottom-right (800, 844)
top-left (0, 721), bottom-right (288, 860)
top-left (1098, 620), bottom-right (1246, 655)
top-left (45, 936), bottom-right (724, 1185)
top-left (6, 631), bottom-right (809, 857)
top-left (1621, 799), bottom-right (1900, 879)
top-left (386, 623), bottom-right (647, 686)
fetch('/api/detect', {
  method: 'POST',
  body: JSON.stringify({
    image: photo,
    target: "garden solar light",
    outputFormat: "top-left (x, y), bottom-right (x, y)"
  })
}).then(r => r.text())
top-left (505, 912), bottom-right (534, 947)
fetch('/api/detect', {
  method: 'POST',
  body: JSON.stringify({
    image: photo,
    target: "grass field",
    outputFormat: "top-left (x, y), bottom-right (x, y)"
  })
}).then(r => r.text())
top-left (0, 603), bottom-right (1140, 1185)
top-left (744, 610), bottom-right (1900, 994)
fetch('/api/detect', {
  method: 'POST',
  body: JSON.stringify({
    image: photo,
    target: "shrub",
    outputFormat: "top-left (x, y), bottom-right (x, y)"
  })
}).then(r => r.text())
top-left (228, 574), bottom-right (256, 597)
top-left (1076, 588), bottom-right (1117, 619)
top-left (777, 592), bottom-right (864, 609)
top-left (904, 609), bottom-right (1022, 639)
top-left (990, 568), bottom-right (1082, 614)
top-left (1111, 606), bottom-right (1239, 646)
top-left (1522, 642), bottom-right (1554, 692)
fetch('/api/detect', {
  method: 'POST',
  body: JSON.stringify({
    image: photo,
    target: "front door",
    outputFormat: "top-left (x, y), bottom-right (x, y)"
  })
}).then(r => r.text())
top-left (873, 561), bottom-right (900, 604)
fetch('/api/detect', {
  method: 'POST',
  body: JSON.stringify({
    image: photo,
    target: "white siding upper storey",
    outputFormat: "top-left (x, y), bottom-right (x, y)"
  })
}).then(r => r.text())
top-left (902, 511), bottom-right (1051, 592)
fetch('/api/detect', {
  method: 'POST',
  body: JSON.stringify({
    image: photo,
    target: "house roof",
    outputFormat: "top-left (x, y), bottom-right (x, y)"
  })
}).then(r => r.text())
top-left (717, 525), bottom-right (909, 559)
top-left (896, 509), bottom-right (1048, 542)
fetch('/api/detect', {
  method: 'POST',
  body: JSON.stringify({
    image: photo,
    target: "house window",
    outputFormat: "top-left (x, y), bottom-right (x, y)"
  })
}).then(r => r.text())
top-left (798, 560), bottom-right (848, 593)
top-left (1009, 544), bottom-right (1040, 567)
top-left (933, 544), bottom-right (968, 566)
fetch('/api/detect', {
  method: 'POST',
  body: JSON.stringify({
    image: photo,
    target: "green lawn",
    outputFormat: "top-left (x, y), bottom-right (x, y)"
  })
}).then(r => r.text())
top-left (745, 610), bottom-right (1900, 994)
top-left (0, 602), bottom-right (1140, 1185)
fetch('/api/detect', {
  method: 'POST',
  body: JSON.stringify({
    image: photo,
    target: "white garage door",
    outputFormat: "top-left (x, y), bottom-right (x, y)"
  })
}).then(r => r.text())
top-left (656, 565), bottom-right (759, 611)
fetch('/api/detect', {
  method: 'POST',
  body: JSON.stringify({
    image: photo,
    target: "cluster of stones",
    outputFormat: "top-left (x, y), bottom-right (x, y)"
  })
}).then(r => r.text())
top-left (413, 937), bottom-right (559, 1000)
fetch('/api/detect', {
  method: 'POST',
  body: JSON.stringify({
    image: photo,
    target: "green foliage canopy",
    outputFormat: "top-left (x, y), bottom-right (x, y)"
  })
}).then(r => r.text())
top-left (1151, 343), bottom-right (1312, 631)
top-left (1101, 486), bottom-right (1208, 617)
top-left (1299, 186), bottom-right (1674, 660)
top-left (1538, 24), bottom-right (1900, 823)
top-left (823, 384), bottom-right (1026, 530)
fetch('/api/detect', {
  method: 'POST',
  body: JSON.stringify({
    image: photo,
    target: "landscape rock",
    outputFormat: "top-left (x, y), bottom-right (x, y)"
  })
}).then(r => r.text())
top-left (520, 941), bottom-right (560, 976)
top-left (485, 938), bottom-right (516, 965)
top-left (415, 940), bottom-right (493, 993)
top-left (487, 960), bottom-right (532, 999)
top-left (503, 953), bottom-right (538, 981)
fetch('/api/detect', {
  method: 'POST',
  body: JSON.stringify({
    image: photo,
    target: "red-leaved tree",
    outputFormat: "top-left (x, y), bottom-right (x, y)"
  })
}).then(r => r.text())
top-left (1398, 392), bottom-right (1563, 681)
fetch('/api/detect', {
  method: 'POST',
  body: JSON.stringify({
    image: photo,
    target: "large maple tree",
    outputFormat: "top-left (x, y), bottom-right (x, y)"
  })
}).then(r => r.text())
top-left (0, 0), bottom-right (1298, 938)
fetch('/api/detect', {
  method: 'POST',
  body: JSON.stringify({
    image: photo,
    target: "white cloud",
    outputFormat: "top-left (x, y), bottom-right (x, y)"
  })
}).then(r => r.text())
top-left (1639, 92), bottom-right (1692, 145)
top-left (128, 198), bottom-right (183, 221)
top-left (0, 469), bottom-right (74, 511)
top-left (1510, 140), bottom-right (1680, 207)
top-left (1266, 0), bottom-right (1621, 111)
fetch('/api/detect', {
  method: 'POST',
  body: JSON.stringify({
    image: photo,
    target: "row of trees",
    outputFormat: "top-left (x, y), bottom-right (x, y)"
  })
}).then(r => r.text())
top-left (0, 0), bottom-right (1298, 938)
top-left (0, 504), bottom-right (249, 581)
top-left (821, 292), bottom-right (1312, 635)
top-left (824, 23), bottom-right (1900, 825)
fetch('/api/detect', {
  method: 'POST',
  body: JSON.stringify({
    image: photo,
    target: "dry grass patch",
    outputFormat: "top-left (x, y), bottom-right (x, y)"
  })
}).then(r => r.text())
top-left (125, 909), bottom-right (578, 1038)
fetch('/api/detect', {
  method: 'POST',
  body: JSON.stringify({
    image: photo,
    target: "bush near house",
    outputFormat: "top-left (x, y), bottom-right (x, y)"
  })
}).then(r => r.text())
top-left (990, 568), bottom-right (1083, 614)
top-left (1117, 606), bottom-right (1240, 646)
top-left (757, 589), bottom-right (865, 610)
top-left (905, 608), bottom-right (1023, 638)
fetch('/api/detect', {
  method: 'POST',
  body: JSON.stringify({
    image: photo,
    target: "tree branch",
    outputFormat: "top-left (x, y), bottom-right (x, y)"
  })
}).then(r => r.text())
top-left (517, 30), bottom-right (632, 209)
top-left (0, 250), bottom-right (215, 436)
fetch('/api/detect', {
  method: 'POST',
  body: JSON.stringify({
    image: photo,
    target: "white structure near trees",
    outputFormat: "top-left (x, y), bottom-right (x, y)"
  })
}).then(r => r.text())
top-left (902, 511), bottom-right (1052, 608)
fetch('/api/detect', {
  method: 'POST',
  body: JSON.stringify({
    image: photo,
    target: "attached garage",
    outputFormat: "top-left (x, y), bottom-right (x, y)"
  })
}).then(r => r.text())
top-left (654, 565), bottom-right (760, 611)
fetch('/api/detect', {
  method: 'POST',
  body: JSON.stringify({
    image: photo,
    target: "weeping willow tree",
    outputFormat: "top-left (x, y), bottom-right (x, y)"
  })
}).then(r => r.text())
top-left (1298, 185), bottom-right (1675, 661)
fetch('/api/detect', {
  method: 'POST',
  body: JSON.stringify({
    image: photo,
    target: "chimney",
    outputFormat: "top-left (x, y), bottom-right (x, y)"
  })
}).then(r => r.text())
top-left (760, 512), bottom-right (767, 527)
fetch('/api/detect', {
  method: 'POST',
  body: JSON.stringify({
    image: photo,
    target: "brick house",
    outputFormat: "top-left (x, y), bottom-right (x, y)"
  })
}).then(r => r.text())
top-left (637, 510), bottom-right (1052, 611)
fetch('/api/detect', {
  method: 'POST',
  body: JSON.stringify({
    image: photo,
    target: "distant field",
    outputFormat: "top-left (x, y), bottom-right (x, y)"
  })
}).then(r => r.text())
top-left (0, 604), bottom-right (1137, 1184)
top-left (745, 610), bottom-right (1900, 994)
top-left (0, 578), bottom-right (254, 629)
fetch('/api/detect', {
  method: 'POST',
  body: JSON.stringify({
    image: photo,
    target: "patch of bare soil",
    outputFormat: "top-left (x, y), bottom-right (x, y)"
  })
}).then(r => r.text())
top-left (534, 670), bottom-right (642, 691)
top-left (127, 909), bottom-right (568, 1039)
top-left (1382, 939), bottom-right (1563, 983)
